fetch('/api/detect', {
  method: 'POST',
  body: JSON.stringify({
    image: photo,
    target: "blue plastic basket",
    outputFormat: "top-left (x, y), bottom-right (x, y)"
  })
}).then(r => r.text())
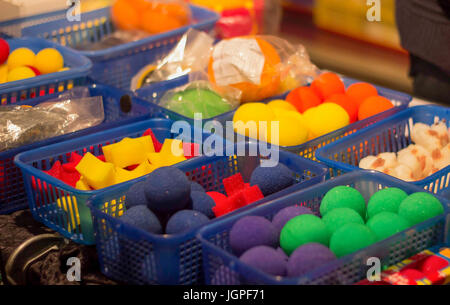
top-left (197, 170), bottom-right (450, 285)
top-left (0, 6), bottom-right (219, 91)
top-left (137, 75), bottom-right (412, 156)
top-left (439, 187), bottom-right (450, 200)
top-left (85, 141), bottom-right (328, 285)
top-left (1, 84), bottom-right (168, 215)
top-left (0, 37), bottom-right (92, 104)
top-left (316, 105), bottom-right (450, 194)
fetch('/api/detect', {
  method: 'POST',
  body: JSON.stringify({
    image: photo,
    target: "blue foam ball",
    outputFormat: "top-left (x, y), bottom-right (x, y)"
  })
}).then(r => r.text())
top-left (250, 163), bottom-right (295, 197)
top-left (165, 210), bottom-right (210, 234)
top-left (240, 246), bottom-right (287, 276)
top-left (124, 181), bottom-right (147, 209)
top-left (287, 243), bottom-right (336, 277)
top-left (119, 205), bottom-right (162, 234)
top-left (191, 181), bottom-right (206, 193)
top-left (144, 167), bottom-right (190, 214)
top-left (272, 206), bottom-right (314, 234)
top-left (229, 216), bottom-right (278, 256)
top-left (191, 191), bottom-right (216, 219)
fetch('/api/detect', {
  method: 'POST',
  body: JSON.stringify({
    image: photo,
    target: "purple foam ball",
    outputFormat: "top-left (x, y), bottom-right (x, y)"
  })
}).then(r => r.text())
top-left (165, 210), bottom-right (210, 234)
top-left (277, 247), bottom-right (289, 261)
top-left (229, 216), bottom-right (278, 256)
top-left (272, 206), bottom-right (314, 234)
top-left (287, 243), bottom-right (337, 277)
top-left (240, 246), bottom-right (287, 276)
top-left (124, 181), bottom-right (147, 209)
top-left (119, 205), bottom-right (162, 234)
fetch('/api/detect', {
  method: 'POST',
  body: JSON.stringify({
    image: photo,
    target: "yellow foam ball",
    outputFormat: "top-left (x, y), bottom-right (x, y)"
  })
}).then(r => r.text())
top-left (7, 66), bottom-right (36, 82)
top-left (35, 48), bottom-right (64, 74)
top-left (305, 103), bottom-right (349, 138)
top-left (233, 103), bottom-right (276, 139)
top-left (7, 48), bottom-right (35, 70)
top-left (0, 64), bottom-right (8, 84)
top-left (268, 99), bottom-right (298, 112)
top-left (268, 113), bottom-right (309, 146)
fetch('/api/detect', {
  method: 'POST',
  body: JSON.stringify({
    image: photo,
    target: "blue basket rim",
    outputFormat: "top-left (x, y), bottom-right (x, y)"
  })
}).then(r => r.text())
top-left (196, 170), bottom-right (450, 284)
top-left (0, 37), bottom-right (92, 93)
top-left (86, 141), bottom-right (328, 244)
top-left (315, 105), bottom-right (450, 185)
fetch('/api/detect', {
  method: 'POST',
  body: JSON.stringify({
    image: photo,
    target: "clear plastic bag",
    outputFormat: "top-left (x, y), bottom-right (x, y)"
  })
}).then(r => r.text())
top-left (111, 0), bottom-right (192, 34)
top-left (158, 73), bottom-right (240, 119)
top-left (0, 93), bottom-right (104, 152)
top-left (74, 30), bottom-right (150, 51)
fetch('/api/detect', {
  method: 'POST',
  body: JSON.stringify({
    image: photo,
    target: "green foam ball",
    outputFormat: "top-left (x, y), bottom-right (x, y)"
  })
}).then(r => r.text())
top-left (366, 212), bottom-right (410, 241)
top-left (329, 223), bottom-right (376, 258)
top-left (398, 192), bottom-right (444, 226)
top-left (320, 186), bottom-right (366, 219)
top-left (367, 187), bottom-right (408, 219)
top-left (280, 214), bottom-right (330, 256)
top-left (322, 207), bottom-right (364, 235)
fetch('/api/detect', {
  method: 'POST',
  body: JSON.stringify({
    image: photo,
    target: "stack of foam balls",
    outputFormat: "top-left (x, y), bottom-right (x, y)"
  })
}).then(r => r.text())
top-left (228, 186), bottom-right (444, 278)
top-left (232, 72), bottom-right (394, 147)
top-left (117, 163), bottom-right (296, 235)
top-left (0, 38), bottom-right (67, 84)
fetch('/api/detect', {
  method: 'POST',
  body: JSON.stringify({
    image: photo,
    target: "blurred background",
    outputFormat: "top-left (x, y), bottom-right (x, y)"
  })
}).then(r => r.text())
top-left (0, 0), bottom-right (412, 93)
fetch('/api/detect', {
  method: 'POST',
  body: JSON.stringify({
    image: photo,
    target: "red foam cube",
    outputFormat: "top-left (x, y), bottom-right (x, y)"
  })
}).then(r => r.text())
top-left (226, 191), bottom-right (246, 210)
top-left (183, 142), bottom-right (200, 159)
top-left (45, 161), bottom-right (62, 179)
top-left (223, 173), bottom-right (246, 196)
top-left (242, 185), bottom-right (264, 205)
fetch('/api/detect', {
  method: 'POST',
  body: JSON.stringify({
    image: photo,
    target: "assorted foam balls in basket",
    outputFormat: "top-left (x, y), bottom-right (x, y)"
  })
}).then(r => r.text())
top-left (0, 38), bottom-right (68, 84)
top-left (232, 72), bottom-right (394, 147)
top-left (117, 163), bottom-right (296, 235)
top-left (359, 120), bottom-right (450, 181)
top-left (227, 186), bottom-right (444, 278)
top-left (36, 128), bottom-right (199, 192)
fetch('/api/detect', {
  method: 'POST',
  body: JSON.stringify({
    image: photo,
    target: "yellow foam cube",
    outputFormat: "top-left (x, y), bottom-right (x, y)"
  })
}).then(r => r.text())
top-left (102, 137), bottom-right (150, 168)
top-left (115, 161), bottom-right (156, 184)
top-left (160, 139), bottom-right (184, 157)
top-left (137, 135), bottom-right (155, 154)
top-left (147, 152), bottom-right (187, 167)
top-left (75, 152), bottom-right (115, 190)
top-left (75, 176), bottom-right (91, 191)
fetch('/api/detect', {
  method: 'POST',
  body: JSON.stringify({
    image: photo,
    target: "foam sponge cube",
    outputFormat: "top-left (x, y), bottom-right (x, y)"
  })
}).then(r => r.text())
top-left (114, 161), bottom-right (156, 184)
top-left (103, 136), bottom-right (154, 168)
top-left (75, 153), bottom-right (115, 190)
top-left (147, 139), bottom-right (187, 168)
top-left (75, 177), bottom-right (91, 191)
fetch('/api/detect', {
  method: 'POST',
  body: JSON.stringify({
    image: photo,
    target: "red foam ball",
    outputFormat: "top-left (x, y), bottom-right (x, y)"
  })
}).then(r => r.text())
top-left (0, 38), bottom-right (9, 65)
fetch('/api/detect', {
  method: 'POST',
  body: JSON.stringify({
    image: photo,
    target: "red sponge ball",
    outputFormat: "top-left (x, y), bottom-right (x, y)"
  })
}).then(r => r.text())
top-left (0, 39), bottom-right (9, 65)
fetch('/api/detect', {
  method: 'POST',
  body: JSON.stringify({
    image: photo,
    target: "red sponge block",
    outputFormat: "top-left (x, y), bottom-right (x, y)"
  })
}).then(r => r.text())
top-left (223, 173), bottom-right (246, 196)
top-left (242, 185), bottom-right (264, 205)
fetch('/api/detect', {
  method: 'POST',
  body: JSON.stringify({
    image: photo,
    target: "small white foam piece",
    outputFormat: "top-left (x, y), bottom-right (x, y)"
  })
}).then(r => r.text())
top-left (391, 163), bottom-right (415, 182)
top-left (431, 143), bottom-right (450, 172)
top-left (398, 144), bottom-right (433, 180)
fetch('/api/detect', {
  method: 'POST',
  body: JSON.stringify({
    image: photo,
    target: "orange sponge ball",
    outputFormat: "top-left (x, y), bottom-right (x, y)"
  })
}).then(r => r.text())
top-left (325, 93), bottom-right (358, 123)
top-left (310, 72), bottom-right (345, 100)
top-left (111, 0), bottom-right (140, 31)
top-left (358, 96), bottom-right (394, 121)
top-left (286, 86), bottom-right (322, 113)
top-left (346, 82), bottom-right (378, 108)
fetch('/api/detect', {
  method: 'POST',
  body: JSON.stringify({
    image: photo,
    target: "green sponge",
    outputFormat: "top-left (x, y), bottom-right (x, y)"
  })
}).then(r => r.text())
top-left (322, 207), bottom-right (364, 234)
top-left (367, 187), bottom-right (408, 219)
top-left (366, 212), bottom-right (410, 241)
top-left (398, 192), bottom-right (444, 226)
top-left (320, 186), bottom-right (366, 219)
top-left (329, 223), bottom-right (376, 258)
top-left (280, 214), bottom-right (330, 256)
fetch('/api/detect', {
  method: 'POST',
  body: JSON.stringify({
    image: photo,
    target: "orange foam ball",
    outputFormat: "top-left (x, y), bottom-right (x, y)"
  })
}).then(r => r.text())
top-left (325, 93), bottom-right (358, 123)
top-left (111, 0), bottom-right (140, 31)
top-left (310, 72), bottom-right (345, 100)
top-left (358, 96), bottom-right (394, 121)
top-left (346, 82), bottom-right (378, 108)
top-left (286, 86), bottom-right (321, 113)
top-left (140, 9), bottom-right (184, 34)
top-left (208, 37), bottom-right (281, 103)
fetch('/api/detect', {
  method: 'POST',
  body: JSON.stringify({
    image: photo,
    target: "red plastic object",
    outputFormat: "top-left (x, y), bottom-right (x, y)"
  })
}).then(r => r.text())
top-left (183, 142), bottom-right (200, 159)
top-left (142, 128), bottom-right (163, 152)
top-left (223, 173), bottom-right (246, 196)
top-left (242, 185), bottom-right (264, 205)
top-left (0, 38), bottom-right (9, 65)
top-left (216, 8), bottom-right (254, 38)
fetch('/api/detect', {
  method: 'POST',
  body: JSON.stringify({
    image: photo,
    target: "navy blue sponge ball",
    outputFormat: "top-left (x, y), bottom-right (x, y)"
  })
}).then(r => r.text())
top-left (124, 181), bottom-right (147, 209)
top-left (250, 163), bottom-right (295, 197)
top-left (144, 167), bottom-right (190, 214)
top-left (191, 191), bottom-right (216, 219)
top-left (191, 181), bottom-right (206, 193)
top-left (119, 205), bottom-right (162, 234)
top-left (165, 210), bottom-right (210, 234)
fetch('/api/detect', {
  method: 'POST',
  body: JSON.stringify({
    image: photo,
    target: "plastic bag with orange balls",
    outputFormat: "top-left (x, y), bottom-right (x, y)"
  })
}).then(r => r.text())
top-left (111, 0), bottom-right (192, 35)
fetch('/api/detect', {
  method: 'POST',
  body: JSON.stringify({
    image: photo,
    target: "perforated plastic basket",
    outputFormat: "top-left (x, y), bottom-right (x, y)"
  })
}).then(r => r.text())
top-left (316, 106), bottom-right (450, 194)
top-left (137, 75), bottom-right (412, 156)
top-left (86, 141), bottom-right (328, 285)
top-left (1, 84), bottom-right (165, 215)
top-left (0, 37), bottom-right (92, 104)
top-left (197, 170), bottom-right (450, 285)
top-left (0, 6), bottom-right (219, 91)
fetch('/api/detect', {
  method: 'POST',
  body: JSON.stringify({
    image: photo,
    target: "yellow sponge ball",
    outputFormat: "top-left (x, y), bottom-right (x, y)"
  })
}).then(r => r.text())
top-left (304, 103), bottom-right (350, 138)
top-left (7, 47), bottom-right (35, 70)
top-left (7, 66), bottom-right (36, 82)
top-left (0, 64), bottom-right (7, 84)
top-left (233, 103), bottom-right (276, 139)
top-left (268, 99), bottom-right (298, 112)
top-left (75, 153), bottom-right (115, 190)
top-left (268, 112), bottom-right (309, 146)
top-left (35, 48), bottom-right (64, 74)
